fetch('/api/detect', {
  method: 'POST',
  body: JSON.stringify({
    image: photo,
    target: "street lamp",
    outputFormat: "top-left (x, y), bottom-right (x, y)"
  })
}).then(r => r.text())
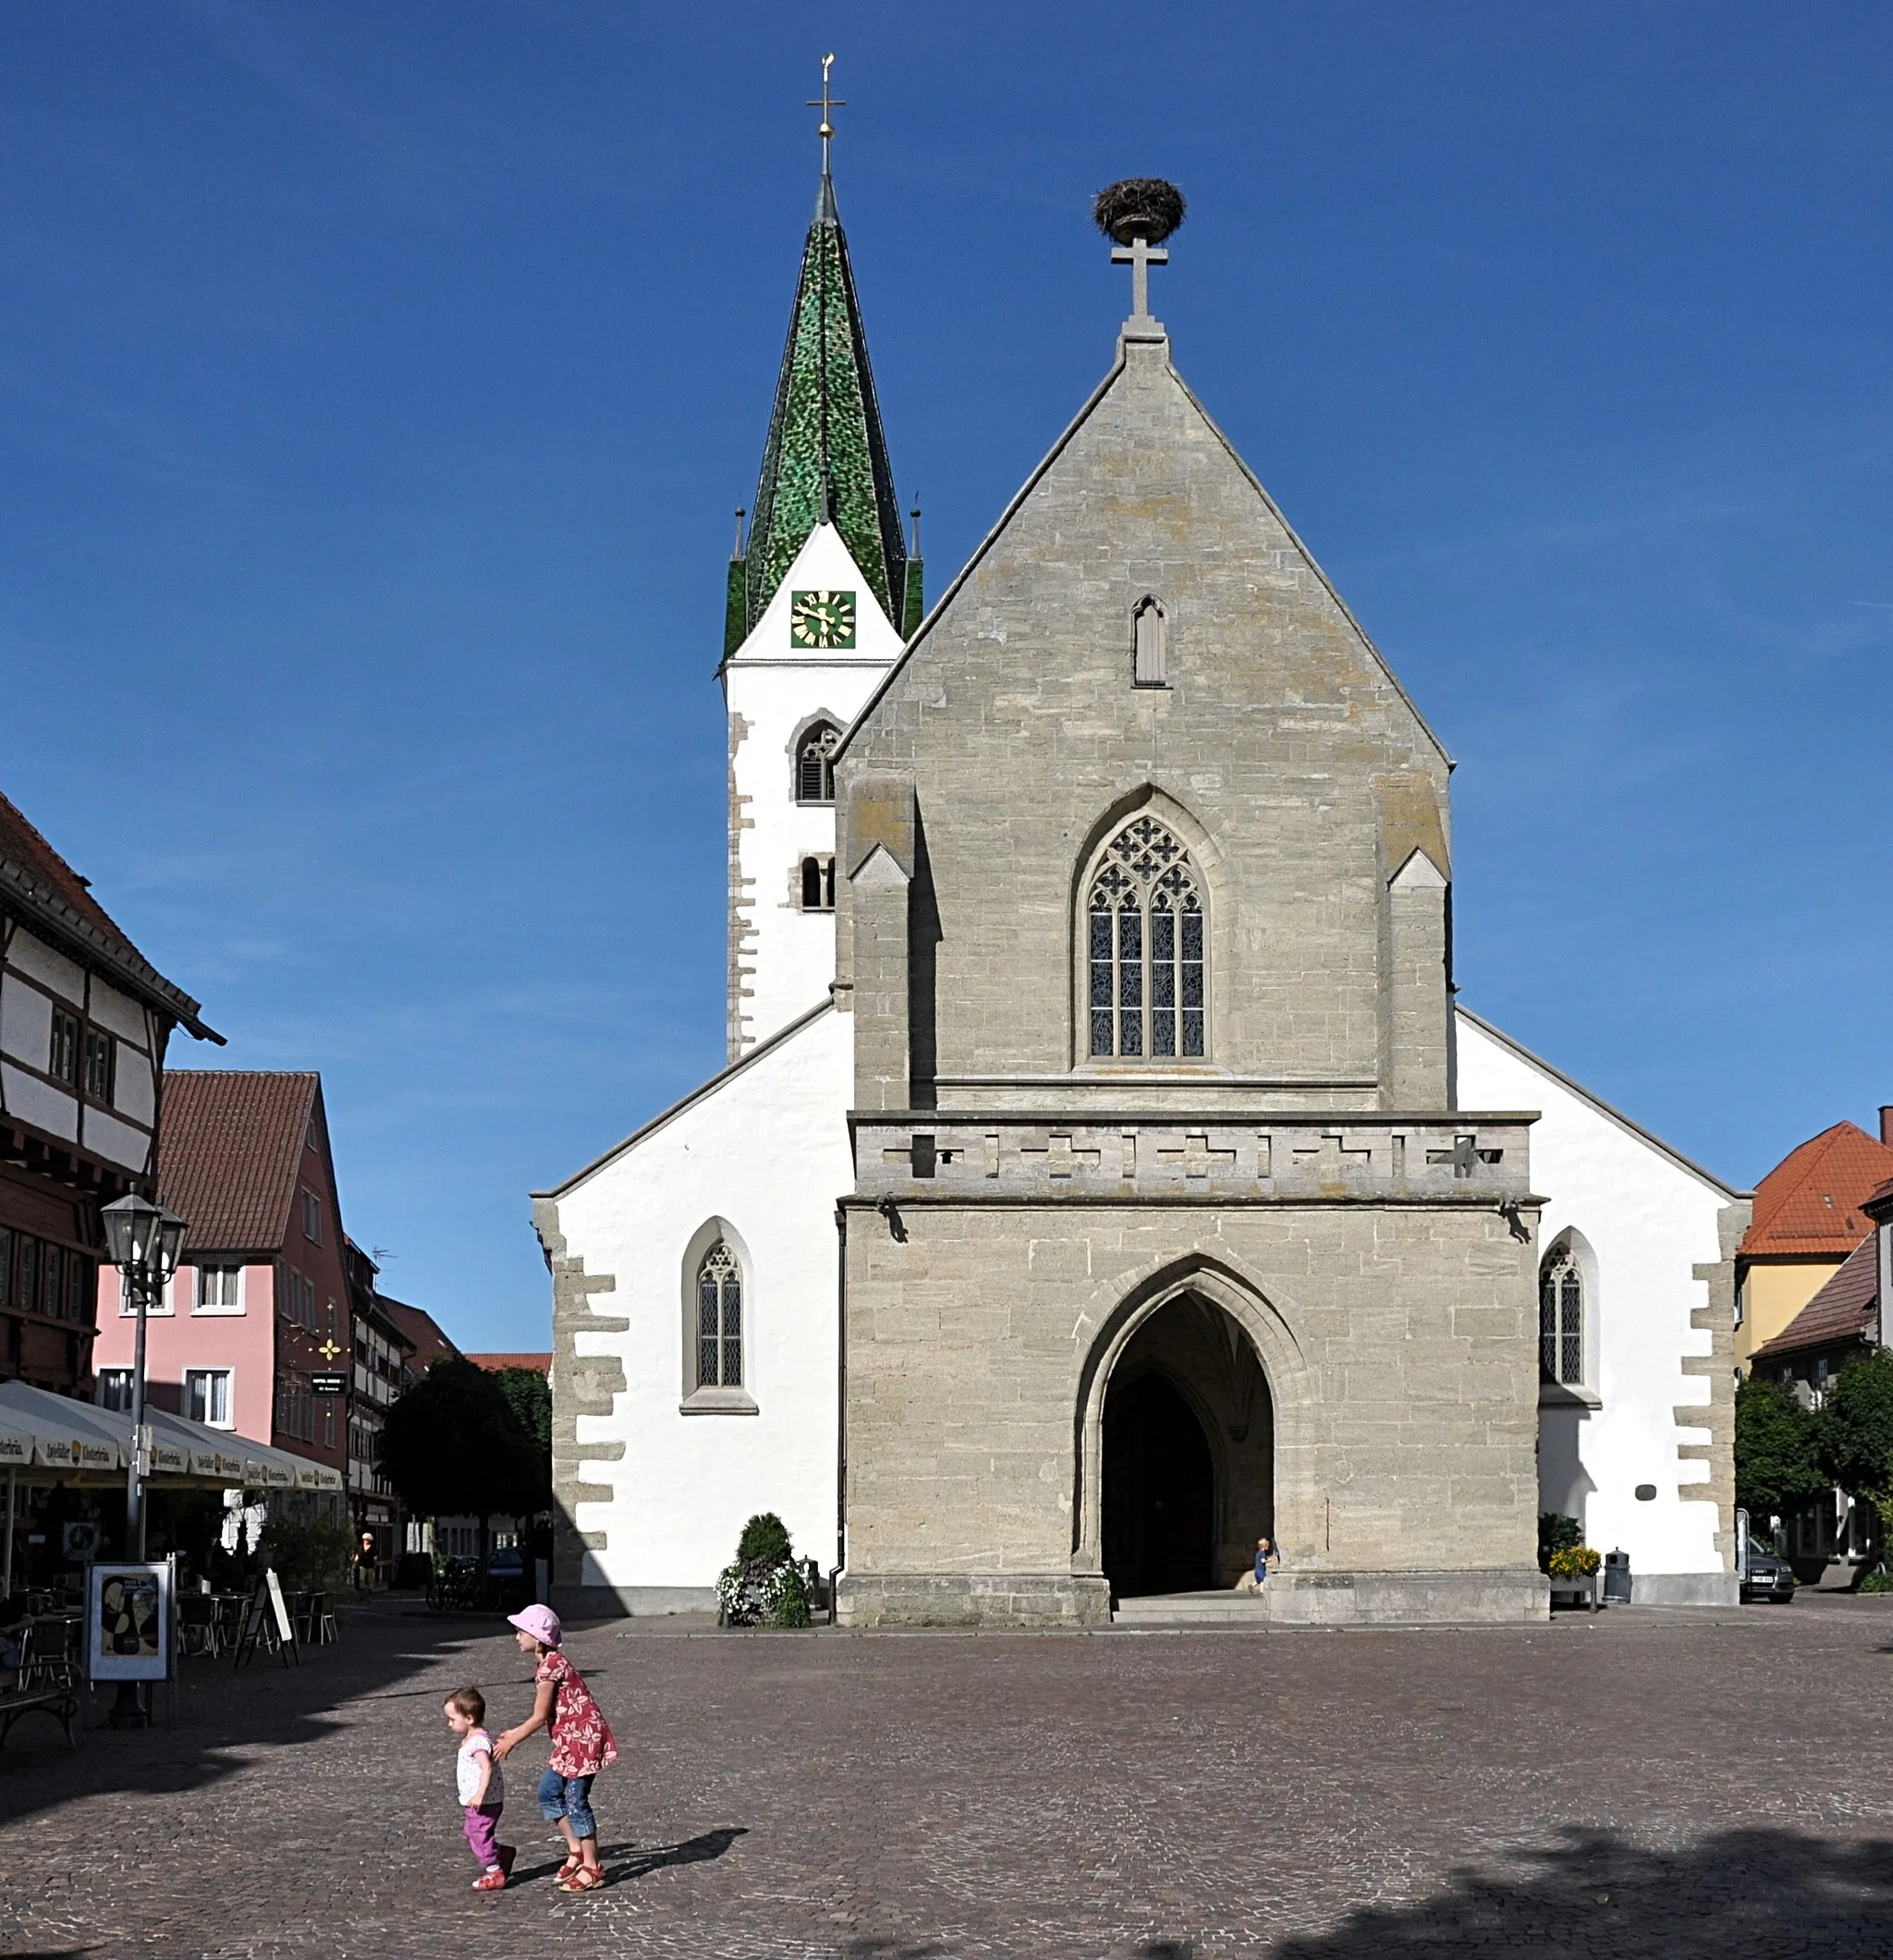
top-left (99, 1193), bottom-right (188, 1732)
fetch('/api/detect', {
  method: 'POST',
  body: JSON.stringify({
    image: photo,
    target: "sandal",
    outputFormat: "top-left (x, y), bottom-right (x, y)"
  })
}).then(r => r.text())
top-left (472, 1869), bottom-right (507, 1892)
top-left (557, 1865), bottom-right (603, 1893)
top-left (556, 1853), bottom-right (581, 1881)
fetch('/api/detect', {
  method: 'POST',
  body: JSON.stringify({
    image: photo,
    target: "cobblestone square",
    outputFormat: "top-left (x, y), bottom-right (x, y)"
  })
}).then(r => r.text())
top-left (2, 1595), bottom-right (1891, 1958)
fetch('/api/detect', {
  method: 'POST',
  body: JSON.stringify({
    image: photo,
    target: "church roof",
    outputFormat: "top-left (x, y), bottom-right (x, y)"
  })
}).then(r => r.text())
top-left (1739, 1121), bottom-right (1893, 1260)
top-left (739, 171), bottom-right (907, 642)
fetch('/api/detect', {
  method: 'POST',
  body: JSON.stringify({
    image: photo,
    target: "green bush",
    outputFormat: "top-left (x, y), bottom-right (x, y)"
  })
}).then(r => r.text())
top-left (737, 1512), bottom-right (792, 1564)
top-left (768, 1561), bottom-right (812, 1628)
top-left (1537, 1513), bottom-right (1581, 1573)
top-left (1858, 1567), bottom-right (1893, 1595)
top-left (263, 1516), bottom-right (355, 1593)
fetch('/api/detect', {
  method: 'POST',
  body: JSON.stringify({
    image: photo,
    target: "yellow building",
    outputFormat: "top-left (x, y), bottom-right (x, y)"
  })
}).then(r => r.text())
top-left (1735, 1114), bottom-right (1893, 1370)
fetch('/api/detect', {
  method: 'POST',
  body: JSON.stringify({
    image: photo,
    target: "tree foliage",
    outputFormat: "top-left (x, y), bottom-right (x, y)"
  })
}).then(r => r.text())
top-left (381, 1357), bottom-right (545, 1526)
top-left (737, 1512), bottom-right (792, 1564)
top-left (1734, 1375), bottom-right (1828, 1518)
top-left (494, 1367), bottom-right (553, 1506)
top-left (1817, 1352), bottom-right (1893, 1554)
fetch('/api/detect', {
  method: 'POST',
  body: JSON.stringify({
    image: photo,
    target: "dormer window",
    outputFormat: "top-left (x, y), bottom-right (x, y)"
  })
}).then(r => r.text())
top-left (796, 721), bottom-right (842, 804)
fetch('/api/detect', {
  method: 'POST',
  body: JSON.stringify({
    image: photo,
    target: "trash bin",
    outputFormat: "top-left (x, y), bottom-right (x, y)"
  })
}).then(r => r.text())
top-left (1603, 1549), bottom-right (1631, 1604)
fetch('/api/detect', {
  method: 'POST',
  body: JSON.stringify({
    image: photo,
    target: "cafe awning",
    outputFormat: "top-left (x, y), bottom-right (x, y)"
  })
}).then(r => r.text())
top-left (0, 1382), bottom-right (342, 1491)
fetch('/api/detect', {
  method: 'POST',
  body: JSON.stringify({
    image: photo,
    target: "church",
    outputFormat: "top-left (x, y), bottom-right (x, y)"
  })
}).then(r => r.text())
top-left (534, 144), bottom-right (1747, 1625)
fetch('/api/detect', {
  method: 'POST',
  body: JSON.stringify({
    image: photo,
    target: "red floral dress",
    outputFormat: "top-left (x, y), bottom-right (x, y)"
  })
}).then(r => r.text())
top-left (538, 1649), bottom-right (617, 1777)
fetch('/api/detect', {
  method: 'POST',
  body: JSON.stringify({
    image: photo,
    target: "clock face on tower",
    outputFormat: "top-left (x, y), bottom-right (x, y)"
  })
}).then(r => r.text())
top-left (789, 589), bottom-right (857, 650)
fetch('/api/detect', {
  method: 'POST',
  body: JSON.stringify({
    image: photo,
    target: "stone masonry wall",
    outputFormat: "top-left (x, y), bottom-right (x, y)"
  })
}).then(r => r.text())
top-left (839, 1199), bottom-right (1541, 1597)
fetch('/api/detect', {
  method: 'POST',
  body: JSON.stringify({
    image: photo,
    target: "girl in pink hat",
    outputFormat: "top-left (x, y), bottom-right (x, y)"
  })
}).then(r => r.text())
top-left (493, 1604), bottom-right (617, 1892)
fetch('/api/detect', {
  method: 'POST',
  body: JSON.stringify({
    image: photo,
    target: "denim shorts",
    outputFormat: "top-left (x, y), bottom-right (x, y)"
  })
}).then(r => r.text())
top-left (537, 1768), bottom-right (597, 1840)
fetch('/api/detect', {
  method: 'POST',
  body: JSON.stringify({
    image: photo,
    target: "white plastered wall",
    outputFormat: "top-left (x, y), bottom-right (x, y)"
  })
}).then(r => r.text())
top-left (554, 1004), bottom-right (852, 1598)
top-left (724, 521), bottom-right (899, 1053)
top-left (1457, 1009), bottom-right (1734, 1583)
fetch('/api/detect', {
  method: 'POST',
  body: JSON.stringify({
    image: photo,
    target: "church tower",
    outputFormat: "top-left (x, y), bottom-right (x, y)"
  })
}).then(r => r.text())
top-left (720, 107), bottom-right (919, 1060)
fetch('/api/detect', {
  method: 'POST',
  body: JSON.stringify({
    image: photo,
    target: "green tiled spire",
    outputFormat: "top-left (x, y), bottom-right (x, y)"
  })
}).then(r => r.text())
top-left (740, 171), bottom-right (907, 640)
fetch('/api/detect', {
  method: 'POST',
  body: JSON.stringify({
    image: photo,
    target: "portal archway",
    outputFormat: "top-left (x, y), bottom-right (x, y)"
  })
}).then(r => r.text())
top-left (1097, 1291), bottom-right (1275, 1596)
top-left (1103, 1370), bottom-right (1215, 1595)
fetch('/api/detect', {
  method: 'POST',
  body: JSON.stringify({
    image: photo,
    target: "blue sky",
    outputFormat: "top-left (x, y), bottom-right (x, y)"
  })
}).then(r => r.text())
top-left (3, 4), bottom-right (1889, 1349)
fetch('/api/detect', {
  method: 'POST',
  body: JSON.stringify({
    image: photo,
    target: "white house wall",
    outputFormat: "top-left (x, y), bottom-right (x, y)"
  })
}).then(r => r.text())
top-left (548, 1004), bottom-right (851, 1607)
top-left (724, 521), bottom-right (898, 1056)
top-left (1456, 1009), bottom-right (1738, 1601)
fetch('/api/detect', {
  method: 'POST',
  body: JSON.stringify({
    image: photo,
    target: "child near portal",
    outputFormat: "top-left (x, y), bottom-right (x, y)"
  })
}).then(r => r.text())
top-left (444, 1686), bottom-right (514, 1891)
top-left (494, 1604), bottom-right (617, 1893)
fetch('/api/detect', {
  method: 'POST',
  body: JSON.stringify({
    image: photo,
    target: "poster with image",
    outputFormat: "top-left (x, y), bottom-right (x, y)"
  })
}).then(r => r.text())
top-left (88, 1562), bottom-right (171, 1681)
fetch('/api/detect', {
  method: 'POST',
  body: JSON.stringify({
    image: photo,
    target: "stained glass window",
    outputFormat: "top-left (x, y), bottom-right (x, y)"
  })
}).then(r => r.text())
top-left (697, 1242), bottom-right (742, 1390)
top-left (1086, 817), bottom-right (1205, 1061)
top-left (1539, 1248), bottom-right (1583, 1385)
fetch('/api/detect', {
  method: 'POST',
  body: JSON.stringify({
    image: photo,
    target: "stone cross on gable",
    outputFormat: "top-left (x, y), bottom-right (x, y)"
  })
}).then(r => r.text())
top-left (1111, 233), bottom-right (1169, 321)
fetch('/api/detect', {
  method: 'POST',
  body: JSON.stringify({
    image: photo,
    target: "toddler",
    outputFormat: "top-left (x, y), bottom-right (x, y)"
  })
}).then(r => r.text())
top-left (445, 1686), bottom-right (515, 1891)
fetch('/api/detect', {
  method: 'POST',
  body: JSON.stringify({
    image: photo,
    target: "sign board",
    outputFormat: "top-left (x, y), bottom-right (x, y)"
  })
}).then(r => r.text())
top-left (264, 1568), bottom-right (296, 1645)
top-left (89, 1561), bottom-right (172, 1682)
top-left (310, 1374), bottom-right (347, 1397)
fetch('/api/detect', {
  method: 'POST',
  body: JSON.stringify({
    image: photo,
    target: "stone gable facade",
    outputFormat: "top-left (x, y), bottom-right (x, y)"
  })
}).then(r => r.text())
top-left (827, 321), bottom-right (1546, 1626)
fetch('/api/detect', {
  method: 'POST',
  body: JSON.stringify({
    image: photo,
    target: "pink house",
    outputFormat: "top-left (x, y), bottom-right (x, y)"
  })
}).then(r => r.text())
top-left (93, 1071), bottom-right (352, 1484)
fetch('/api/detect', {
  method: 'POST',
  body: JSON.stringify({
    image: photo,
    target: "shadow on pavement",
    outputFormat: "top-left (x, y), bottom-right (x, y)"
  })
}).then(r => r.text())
top-left (1276, 1825), bottom-right (1893, 1957)
top-left (0, 1598), bottom-right (489, 1826)
top-left (604, 1825), bottom-right (747, 1887)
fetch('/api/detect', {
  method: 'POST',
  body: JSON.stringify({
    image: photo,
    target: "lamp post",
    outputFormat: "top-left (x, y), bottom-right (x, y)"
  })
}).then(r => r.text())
top-left (99, 1192), bottom-right (188, 1731)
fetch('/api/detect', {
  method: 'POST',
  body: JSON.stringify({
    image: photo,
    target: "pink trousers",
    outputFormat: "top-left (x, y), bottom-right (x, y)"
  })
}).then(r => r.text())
top-left (463, 1803), bottom-right (504, 1869)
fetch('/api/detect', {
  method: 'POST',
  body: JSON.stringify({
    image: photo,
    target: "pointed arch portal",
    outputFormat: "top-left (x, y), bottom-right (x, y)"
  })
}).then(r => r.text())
top-left (1097, 1291), bottom-right (1276, 1597)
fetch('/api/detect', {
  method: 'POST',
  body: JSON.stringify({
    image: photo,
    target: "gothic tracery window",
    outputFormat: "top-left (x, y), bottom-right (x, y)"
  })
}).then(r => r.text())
top-left (697, 1242), bottom-right (743, 1390)
top-left (1539, 1245), bottom-right (1582, 1385)
top-left (1088, 816), bottom-right (1205, 1060)
top-left (796, 721), bottom-right (841, 804)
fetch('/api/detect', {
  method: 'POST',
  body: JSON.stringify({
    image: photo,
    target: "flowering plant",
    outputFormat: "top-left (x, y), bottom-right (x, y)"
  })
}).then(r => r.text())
top-left (1547, 1544), bottom-right (1602, 1578)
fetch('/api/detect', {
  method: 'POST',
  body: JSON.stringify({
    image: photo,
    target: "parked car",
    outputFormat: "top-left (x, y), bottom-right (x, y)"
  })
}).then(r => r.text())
top-left (1741, 1541), bottom-right (1798, 1603)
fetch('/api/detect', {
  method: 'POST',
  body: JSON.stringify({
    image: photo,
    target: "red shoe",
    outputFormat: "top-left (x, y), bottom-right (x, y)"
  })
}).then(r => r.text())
top-left (472, 1867), bottom-right (507, 1892)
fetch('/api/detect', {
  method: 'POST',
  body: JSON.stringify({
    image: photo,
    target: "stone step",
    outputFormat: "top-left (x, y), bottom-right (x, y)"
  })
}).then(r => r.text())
top-left (1112, 1590), bottom-right (1270, 1625)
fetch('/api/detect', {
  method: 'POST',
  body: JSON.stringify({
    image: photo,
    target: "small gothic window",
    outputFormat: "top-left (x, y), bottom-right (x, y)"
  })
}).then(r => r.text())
top-left (697, 1242), bottom-right (742, 1389)
top-left (1132, 596), bottom-right (1166, 687)
top-left (796, 721), bottom-right (842, 804)
top-left (800, 854), bottom-right (837, 912)
top-left (1539, 1246), bottom-right (1582, 1385)
top-left (1087, 816), bottom-right (1204, 1060)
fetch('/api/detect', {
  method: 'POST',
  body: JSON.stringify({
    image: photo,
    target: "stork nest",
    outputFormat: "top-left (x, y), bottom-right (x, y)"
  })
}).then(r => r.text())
top-left (1093, 178), bottom-right (1187, 246)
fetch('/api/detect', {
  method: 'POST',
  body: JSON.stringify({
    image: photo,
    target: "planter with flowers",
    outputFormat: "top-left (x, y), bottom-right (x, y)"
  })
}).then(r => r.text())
top-left (1546, 1543), bottom-right (1603, 1610)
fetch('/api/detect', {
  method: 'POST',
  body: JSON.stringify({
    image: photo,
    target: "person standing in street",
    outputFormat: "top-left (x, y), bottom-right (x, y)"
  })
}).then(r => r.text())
top-left (493, 1604), bottom-right (618, 1893)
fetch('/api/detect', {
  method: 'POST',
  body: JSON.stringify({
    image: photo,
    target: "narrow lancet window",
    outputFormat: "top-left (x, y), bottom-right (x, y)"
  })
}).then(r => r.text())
top-left (796, 721), bottom-right (842, 803)
top-left (1539, 1247), bottom-right (1582, 1385)
top-left (1087, 816), bottom-right (1204, 1060)
top-left (1132, 596), bottom-right (1166, 687)
top-left (698, 1242), bottom-right (742, 1389)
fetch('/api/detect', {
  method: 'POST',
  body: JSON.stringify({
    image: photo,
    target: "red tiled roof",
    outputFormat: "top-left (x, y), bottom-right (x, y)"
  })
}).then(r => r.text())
top-left (467, 1352), bottom-right (551, 1375)
top-left (0, 791), bottom-right (128, 942)
top-left (1739, 1122), bottom-right (1893, 1260)
top-left (1753, 1234), bottom-right (1881, 1358)
top-left (382, 1297), bottom-right (460, 1367)
top-left (157, 1071), bottom-right (319, 1254)
top-left (0, 789), bottom-right (217, 1041)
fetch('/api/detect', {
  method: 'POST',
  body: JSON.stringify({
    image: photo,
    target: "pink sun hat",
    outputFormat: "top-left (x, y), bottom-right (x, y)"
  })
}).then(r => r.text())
top-left (507, 1603), bottom-right (562, 1648)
